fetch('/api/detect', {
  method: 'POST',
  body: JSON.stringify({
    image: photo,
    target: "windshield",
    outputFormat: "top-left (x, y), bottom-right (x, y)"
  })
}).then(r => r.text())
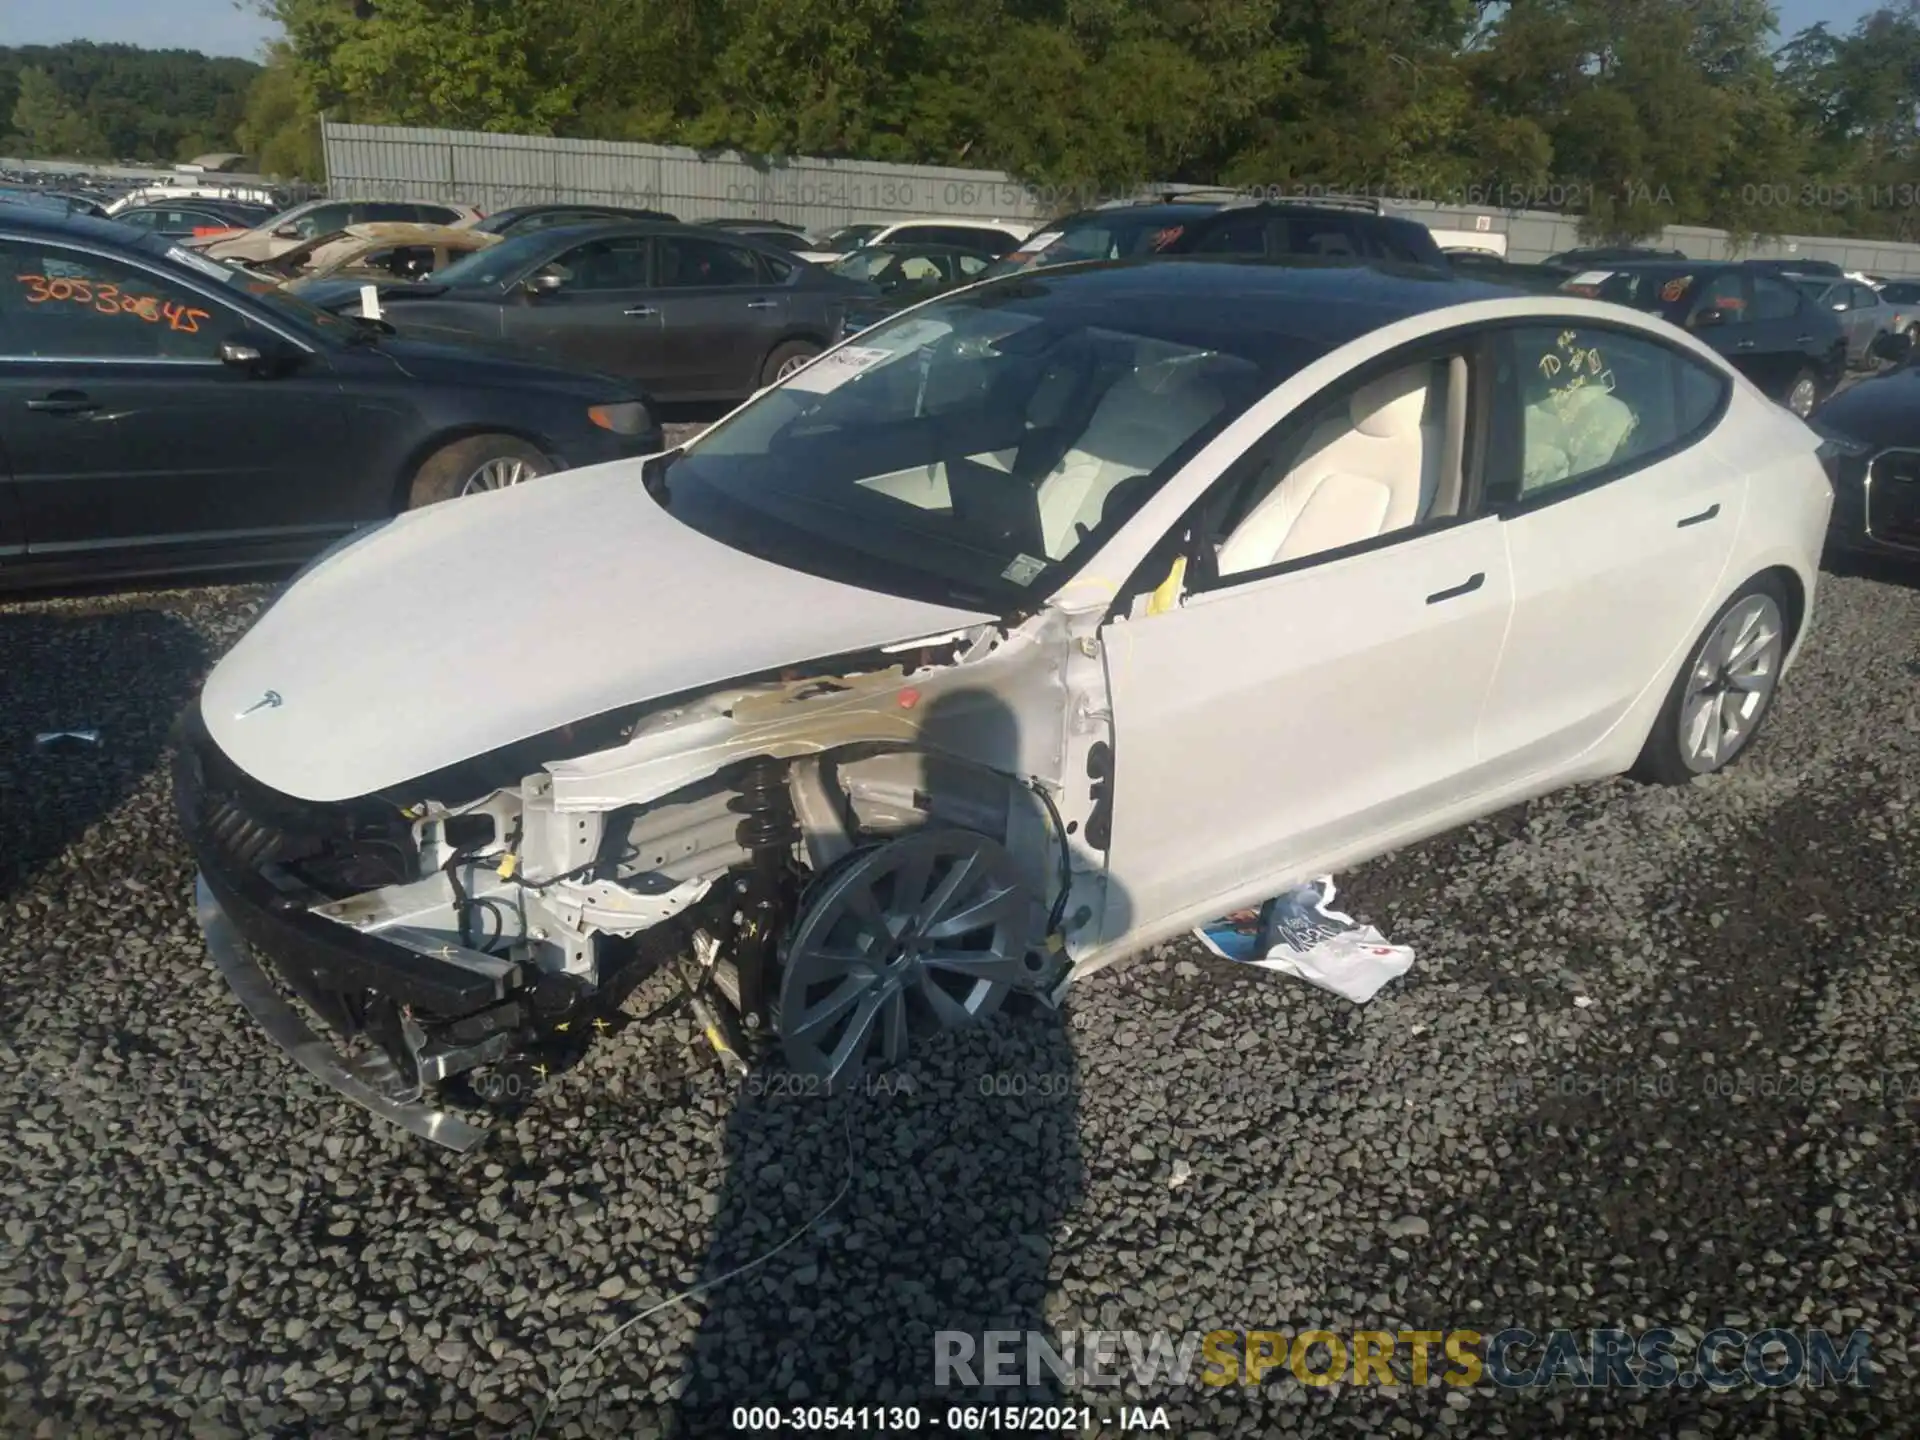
top-left (652, 283), bottom-right (1318, 611)
top-left (142, 235), bottom-right (365, 340)
top-left (986, 211), bottom-right (1200, 277)
top-left (1881, 282), bottom-right (1920, 303)
top-left (428, 229), bottom-right (556, 289)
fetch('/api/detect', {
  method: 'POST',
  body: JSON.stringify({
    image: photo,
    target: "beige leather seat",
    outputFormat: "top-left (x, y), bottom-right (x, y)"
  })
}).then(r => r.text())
top-left (1033, 364), bottom-right (1226, 559)
top-left (1216, 363), bottom-right (1443, 575)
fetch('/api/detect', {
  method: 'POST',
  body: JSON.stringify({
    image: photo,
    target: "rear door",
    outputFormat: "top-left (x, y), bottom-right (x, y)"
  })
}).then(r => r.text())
top-left (1476, 322), bottom-right (1744, 778)
top-left (649, 235), bottom-right (788, 396)
top-left (0, 234), bottom-right (357, 562)
top-left (497, 232), bottom-right (660, 378)
top-left (1747, 273), bottom-right (1817, 399)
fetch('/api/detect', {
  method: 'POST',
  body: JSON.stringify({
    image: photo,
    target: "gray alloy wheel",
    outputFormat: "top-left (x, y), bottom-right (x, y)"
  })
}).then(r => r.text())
top-left (775, 351), bottom-right (813, 379)
top-left (1678, 590), bottom-right (1786, 775)
top-left (775, 829), bottom-right (1038, 1086)
top-left (1785, 372), bottom-right (1819, 417)
top-left (459, 455), bottom-right (541, 496)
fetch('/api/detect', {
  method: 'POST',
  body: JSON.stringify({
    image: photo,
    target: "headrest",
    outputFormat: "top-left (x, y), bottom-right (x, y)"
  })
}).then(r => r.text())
top-left (1349, 365), bottom-right (1432, 439)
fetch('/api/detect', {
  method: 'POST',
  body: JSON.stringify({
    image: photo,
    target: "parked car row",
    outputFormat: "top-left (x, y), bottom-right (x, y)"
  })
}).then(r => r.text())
top-left (0, 205), bottom-right (661, 590)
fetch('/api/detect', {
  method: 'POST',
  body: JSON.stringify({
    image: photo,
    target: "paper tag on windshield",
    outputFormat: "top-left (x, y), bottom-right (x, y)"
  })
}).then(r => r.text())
top-left (1001, 553), bottom-right (1047, 586)
top-left (168, 245), bottom-right (237, 283)
top-left (1021, 231), bottom-right (1063, 254)
top-left (782, 345), bottom-right (893, 393)
top-left (1566, 270), bottom-right (1613, 287)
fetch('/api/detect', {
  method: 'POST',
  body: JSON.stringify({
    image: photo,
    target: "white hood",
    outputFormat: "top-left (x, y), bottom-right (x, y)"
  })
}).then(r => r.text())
top-left (200, 463), bottom-right (991, 802)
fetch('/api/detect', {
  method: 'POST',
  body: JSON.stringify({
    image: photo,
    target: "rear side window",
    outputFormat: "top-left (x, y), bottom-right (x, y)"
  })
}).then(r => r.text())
top-left (1752, 276), bottom-right (1801, 321)
top-left (897, 224), bottom-right (1018, 255)
top-left (1496, 324), bottom-right (1727, 501)
top-left (1189, 214), bottom-right (1268, 255)
top-left (1276, 216), bottom-right (1363, 259)
top-left (413, 204), bottom-right (464, 225)
top-left (363, 202), bottom-right (420, 223)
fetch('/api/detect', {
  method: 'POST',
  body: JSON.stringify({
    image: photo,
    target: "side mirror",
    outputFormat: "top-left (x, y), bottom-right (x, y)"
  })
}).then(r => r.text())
top-left (272, 223), bottom-right (301, 239)
top-left (524, 270), bottom-right (566, 296)
top-left (220, 333), bottom-right (296, 376)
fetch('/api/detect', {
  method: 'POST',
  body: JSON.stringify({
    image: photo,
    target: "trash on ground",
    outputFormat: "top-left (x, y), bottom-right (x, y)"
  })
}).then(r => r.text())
top-left (1194, 875), bottom-right (1413, 1003)
top-left (34, 730), bottom-right (102, 753)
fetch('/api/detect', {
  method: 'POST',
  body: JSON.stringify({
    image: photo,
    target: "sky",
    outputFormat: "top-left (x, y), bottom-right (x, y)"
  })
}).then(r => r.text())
top-left (0, 0), bottom-right (1892, 62)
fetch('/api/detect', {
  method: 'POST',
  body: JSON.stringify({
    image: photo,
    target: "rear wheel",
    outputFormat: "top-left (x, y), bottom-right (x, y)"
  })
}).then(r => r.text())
top-left (407, 434), bottom-right (551, 508)
top-left (760, 339), bottom-right (820, 388)
top-left (1630, 575), bottom-right (1790, 785)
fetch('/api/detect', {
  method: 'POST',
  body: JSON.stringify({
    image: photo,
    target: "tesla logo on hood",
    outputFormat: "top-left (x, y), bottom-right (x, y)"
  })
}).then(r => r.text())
top-left (237, 690), bottom-right (283, 717)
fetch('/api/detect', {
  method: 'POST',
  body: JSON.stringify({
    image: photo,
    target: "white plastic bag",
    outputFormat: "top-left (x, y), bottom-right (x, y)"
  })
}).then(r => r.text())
top-left (1194, 875), bottom-right (1413, 1003)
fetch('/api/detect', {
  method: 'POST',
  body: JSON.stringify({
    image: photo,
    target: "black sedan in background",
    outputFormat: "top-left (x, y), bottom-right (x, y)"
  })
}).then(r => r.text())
top-left (0, 206), bottom-right (661, 590)
top-left (363, 221), bottom-right (873, 401)
top-left (1560, 261), bottom-right (1846, 416)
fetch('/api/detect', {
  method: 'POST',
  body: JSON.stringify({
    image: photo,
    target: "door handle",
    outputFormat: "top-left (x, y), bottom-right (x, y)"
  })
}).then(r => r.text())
top-left (623, 305), bottom-right (658, 318)
top-left (26, 391), bottom-right (99, 415)
top-left (745, 299), bottom-right (779, 310)
top-left (1426, 572), bottom-right (1485, 605)
top-left (1795, 334), bottom-right (1813, 343)
top-left (1676, 503), bottom-right (1720, 529)
top-left (1734, 339), bottom-right (1756, 350)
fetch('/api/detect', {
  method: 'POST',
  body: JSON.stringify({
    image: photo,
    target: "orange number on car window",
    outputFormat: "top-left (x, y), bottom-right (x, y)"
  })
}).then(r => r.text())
top-left (167, 306), bottom-right (210, 334)
top-left (128, 293), bottom-right (161, 322)
top-left (93, 283), bottom-right (121, 315)
top-left (45, 277), bottom-right (74, 302)
top-left (17, 274), bottom-right (53, 303)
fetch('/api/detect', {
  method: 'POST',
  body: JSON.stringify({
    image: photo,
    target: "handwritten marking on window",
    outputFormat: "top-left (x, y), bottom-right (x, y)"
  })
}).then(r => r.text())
top-left (17, 274), bottom-right (211, 333)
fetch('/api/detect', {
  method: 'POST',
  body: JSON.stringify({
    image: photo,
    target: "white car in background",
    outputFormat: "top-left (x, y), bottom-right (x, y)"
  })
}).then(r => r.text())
top-left (803, 216), bottom-right (1033, 263)
top-left (178, 259), bottom-right (1830, 1150)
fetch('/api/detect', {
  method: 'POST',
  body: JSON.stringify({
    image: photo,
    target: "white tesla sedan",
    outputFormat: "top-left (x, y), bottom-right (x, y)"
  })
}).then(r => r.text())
top-left (177, 259), bottom-right (1832, 1149)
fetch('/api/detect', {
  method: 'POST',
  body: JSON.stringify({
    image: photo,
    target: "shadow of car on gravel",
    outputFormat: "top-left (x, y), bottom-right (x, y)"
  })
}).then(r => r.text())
top-left (0, 605), bottom-right (208, 902)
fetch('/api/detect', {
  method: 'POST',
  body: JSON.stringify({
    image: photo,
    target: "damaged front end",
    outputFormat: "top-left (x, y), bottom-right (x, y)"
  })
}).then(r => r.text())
top-left (177, 613), bottom-right (1114, 1150)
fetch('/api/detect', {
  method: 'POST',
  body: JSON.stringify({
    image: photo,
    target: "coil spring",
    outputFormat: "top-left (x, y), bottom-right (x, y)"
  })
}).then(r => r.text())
top-left (731, 758), bottom-right (800, 851)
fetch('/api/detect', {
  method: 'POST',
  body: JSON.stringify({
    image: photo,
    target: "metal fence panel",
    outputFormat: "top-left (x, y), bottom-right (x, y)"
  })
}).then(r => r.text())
top-left (322, 120), bottom-right (1920, 276)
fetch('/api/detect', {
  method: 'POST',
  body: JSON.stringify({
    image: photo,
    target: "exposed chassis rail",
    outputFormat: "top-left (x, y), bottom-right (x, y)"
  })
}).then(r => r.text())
top-left (196, 875), bottom-right (489, 1153)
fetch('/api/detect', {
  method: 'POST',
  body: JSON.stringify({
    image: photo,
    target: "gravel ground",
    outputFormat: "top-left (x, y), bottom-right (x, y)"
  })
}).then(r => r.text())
top-left (2, 560), bottom-right (1916, 1440)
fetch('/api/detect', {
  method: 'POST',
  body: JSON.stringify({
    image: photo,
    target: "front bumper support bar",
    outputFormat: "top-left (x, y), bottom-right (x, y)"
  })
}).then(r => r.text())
top-left (196, 875), bottom-right (488, 1153)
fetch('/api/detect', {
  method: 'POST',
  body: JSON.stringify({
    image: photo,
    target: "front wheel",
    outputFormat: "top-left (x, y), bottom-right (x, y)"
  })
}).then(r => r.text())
top-left (759, 339), bottom-right (821, 389)
top-left (1630, 576), bottom-right (1791, 785)
top-left (407, 434), bottom-right (552, 508)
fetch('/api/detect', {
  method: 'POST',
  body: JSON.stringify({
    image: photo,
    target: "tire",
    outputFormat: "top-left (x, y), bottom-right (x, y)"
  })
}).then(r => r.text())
top-left (1629, 574), bottom-right (1792, 786)
top-left (1783, 368), bottom-right (1820, 418)
top-left (760, 339), bottom-right (821, 389)
top-left (406, 434), bottom-right (551, 509)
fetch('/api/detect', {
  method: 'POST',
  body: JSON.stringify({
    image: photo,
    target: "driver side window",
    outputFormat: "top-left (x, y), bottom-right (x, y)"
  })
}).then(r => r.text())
top-left (1203, 351), bottom-right (1473, 582)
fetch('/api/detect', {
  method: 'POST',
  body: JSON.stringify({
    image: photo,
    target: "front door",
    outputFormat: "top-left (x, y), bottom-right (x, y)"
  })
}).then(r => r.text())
top-left (1475, 322), bottom-right (1746, 778)
top-left (648, 235), bottom-right (790, 396)
top-left (0, 235), bottom-right (354, 562)
top-left (499, 232), bottom-right (663, 381)
top-left (1098, 341), bottom-right (1512, 933)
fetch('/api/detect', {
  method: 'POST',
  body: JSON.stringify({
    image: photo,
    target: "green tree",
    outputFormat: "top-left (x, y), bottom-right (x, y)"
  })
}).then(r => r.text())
top-left (236, 44), bottom-right (324, 177)
top-left (8, 64), bottom-right (111, 158)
